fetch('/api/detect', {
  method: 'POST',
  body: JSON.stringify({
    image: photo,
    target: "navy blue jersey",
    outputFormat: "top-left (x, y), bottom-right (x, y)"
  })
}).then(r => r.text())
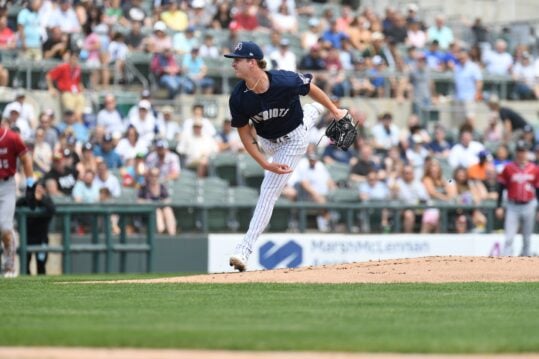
top-left (229, 70), bottom-right (312, 139)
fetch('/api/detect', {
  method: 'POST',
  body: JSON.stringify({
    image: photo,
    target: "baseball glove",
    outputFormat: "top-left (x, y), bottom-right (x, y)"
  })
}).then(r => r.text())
top-left (325, 112), bottom-right (358, 151)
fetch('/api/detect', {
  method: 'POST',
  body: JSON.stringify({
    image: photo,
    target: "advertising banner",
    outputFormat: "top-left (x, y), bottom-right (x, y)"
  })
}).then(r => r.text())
top-left (208, 234), bottom-right (539, 273)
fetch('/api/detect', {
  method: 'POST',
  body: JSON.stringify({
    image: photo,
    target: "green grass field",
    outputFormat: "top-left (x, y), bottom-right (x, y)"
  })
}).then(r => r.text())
top-left (0, 276), bottom-right (538, 353)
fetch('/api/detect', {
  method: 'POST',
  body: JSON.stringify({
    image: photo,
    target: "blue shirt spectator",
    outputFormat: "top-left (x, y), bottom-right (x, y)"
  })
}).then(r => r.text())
top-left (321, 22), bottom-right (348, 50)
top-left (427, 16), bottom-right (454, 50)
top-left (94, 135), bottom-right (123, 169)
top-left (453, 51), bottom-right (482, 102)
top-left (56, 110), bottom-right (90, 143)
top-left (17, 3), bottom-right (42, 50)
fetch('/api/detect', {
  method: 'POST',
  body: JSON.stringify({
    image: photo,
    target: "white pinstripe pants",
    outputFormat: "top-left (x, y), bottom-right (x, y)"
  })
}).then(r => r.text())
top-left (234, 103), bottom-right (323, 257)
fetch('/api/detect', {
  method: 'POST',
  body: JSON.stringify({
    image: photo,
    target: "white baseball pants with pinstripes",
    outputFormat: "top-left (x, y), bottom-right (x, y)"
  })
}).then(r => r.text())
top-left (234, 103), bottom-right (324, 258)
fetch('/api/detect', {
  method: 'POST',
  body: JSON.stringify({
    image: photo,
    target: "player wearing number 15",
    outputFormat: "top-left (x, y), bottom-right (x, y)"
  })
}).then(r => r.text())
top-left (0, 126), bottom-right (36, 277)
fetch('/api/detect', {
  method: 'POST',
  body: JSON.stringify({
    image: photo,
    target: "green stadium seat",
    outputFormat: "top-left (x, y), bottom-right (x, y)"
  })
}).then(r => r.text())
top-left (326, 162), bottom-right (350, 187)
top-left (209, 152), bottom-right (239, 185)
top-left (238, 154), bottom-right (264, 189)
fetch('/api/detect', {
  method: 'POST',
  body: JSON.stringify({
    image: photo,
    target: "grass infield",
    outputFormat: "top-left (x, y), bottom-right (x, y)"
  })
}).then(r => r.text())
top-left (0, 276), bottom-right (538, 353)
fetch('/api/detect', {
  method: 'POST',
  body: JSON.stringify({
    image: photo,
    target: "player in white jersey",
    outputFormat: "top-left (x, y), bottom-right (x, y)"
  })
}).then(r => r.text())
top-left (224, 41), bottom-right (348, 271)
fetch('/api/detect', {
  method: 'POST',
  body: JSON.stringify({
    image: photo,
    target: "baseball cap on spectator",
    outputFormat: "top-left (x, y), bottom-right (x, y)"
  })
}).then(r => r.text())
top-left (224, 41), bottom-right (264, 60)
top-left (63, 148), bottom-right (72, 157)
top-left (135, 152), bottom-right (145, 159)
top-left (488, 94), bottom-right (500, 105)
top-left (280, 38), bottom-right (290, 47)
top-left (412, 134), bottom-right (424, 144)
top-left (478, 150), bottom-right (489, 160)
top-left (308, 18), bottom-right (320, 27)
top-left (372, 32), bottom-right (385, 41)
top-left (523, 124), bottom-right (534, 133)
top-left (372, 55), bottom-right (383, 66)
top-left (408, 3), bottom-right (419, 12)
top-left (161, 105), bottom-right (174, 114)
top-left (155, 139), bottom-right (168, 148)
top-left (103, 133), bottom-right (114, 143)
top-left (141, 89), bottom-right (151, 98)
top-left (15, 89), bottom-right (25, 99)
top-left (515, 140), bottom-right (530, 151)
top-left (191, 0), bottom-right (205, 8)
top-left (186, 25), bottom-right (195, 33)
top-left (153, 21), bottom-right (167, 32)
top-left (138, 100), bottom-right (152, 110)
top-left (82, 142), bottom-right (93, 151)
top-left (94, 23), bottom-right (108, 35)
top-left (6, 102), bottom-right (21, 114)
top-left (64, 109), bottom-right (75, 116)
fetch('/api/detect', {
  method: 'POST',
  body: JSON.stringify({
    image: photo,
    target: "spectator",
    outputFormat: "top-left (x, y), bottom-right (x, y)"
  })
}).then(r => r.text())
top-left (269, 38), bottom-right (297, 72)
top-left (145, 21), bottom-right (172, 54)
top-left (448, 129), bottom-right (485, 169)
top-left (321, 138), bottom-right (355, 165)
top-left (121, 0), bottom-right (150, 27)
top-left (93, 160), bottom-right (121, 198)
top-left (199, 34), bottom-right (220, 59)
top-left (77, 142), bottom-right (98, 174)
top-left (127, 100), bottom-right (158, 145)
top-left (367, 55), bottom-right (388, 98)
top-left (347, 15), bottom-right (372, 52)
top-left (390, 164), bottom-right (439, 233)
top-left (160, 0), bottom-right (188, 32)
top-left (172, 26), bottom-right (198, 55)
top-left (56, 109), bottom-right (89, 143)
top-left (406, 20), bottom-right (427, 49)
top-left (17, 0), bottom-right (43, 60)
top-left (42, 25), bottom-right (70, 60)
top-left (48, 0), bottom-right (81, 34)
top-left (33, 127), bottom-right (53, 177)
top-left (424, 40), bottom-right (445, 71)
top-left (371, 112), bottom-right (401, 156)
top-left (428, 125), bottom-right (452, 159)
top-left (3, 103), bottom-right (33, 142)
top-left (483, 112), bottom-right (504, 147)
top-left (215, 119), bottom-right (243, 153)
top-left (409, 52), bottom-right (434, 114)
top-left (511, 52), bottom-right (536, 100)
top-left (382, 145), bottom-right (405, 182)
top-left (182, 104), bottom-right (216, 138)
top-left (82, 23), bottom-right (110, 90)
top-left (358, 168), bottom-right (391, 232)
top-left (0, 14), bottom-right (15, 49)
top-left (157, 106), bottom-right (181, 142)
top-left (450, 49), bottom-right (483, 116)
top-left (211, 1), bottom-right (232, 29)
top-left (97, 94), bottom-right (125, 136)
top-left (72, 169), bottom-right (99, 203)
top-left (46, 51), bottom-right (86, 122)
top-left (145, 139), bottom-right (181, 181)
top-left (176, 119), bottom-right (218, 177)
top-left (471, 18), bottom-right (489, 45)
top-left (406, 134), bottom-right (429, 180)
top-left (477, 165), bottom-right (499, 201)
top-left (521, 124), bottom-right (536, 150)
top-left (121, 152), bottom-right (146, 188)
top-left (108, 32), bottom-right (129, 84)
top-left (321, 20), bottom-right (349, 50)
top-left (270, 3), bottom-right (298, 33)
top-left (493, 144), bottom-right (511, 173)
top-left (384, 14), bottom-right (407, 44)
top-left (302, 18), bottom-right (322, 51)
top-left (93, 133), bottom-right (122, 169)
top-left (16, 181), bottom-right (56, 275)
top-left (468, 150), bottom-right (493, 181)
top-left (483, 39), bottom-right (513, 76)
top-left (125, 20), bottom-right (144, 51)
top-left (453, 166), bottom-right (487, 233)
top-left (422, 158), bottom-right (457, 204)
top-left (232, 3), bottom-right (259, 31)
top-left (2, 90), bottom-right (36, 130)
top-left (487, 95), bottom-right (530, 142)
top-left (427, 15), bottom-right (453, 50)
top-left (188, 0), bottom-right (213, 30)
top-left (115, 125), bottom-right (148, 163)
top-left (349, 144), bottom-right (380, 184)
top-left (138, 167), bottom-right (176, 235)
top-left (182, 47), bottom-right (215, 94)
top-left (296, 152), bottom-right (336, 232)
top-left (44, 151), bottom-right (78, 196)
top-left (151, 46), bottom-right (190, 99)
top-left (38, 110), bottom-right (59, 150)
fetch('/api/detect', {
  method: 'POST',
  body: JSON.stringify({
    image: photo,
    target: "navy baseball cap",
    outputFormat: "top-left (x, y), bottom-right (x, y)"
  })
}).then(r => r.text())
top-left (224, 41), bottom-right (264, 60)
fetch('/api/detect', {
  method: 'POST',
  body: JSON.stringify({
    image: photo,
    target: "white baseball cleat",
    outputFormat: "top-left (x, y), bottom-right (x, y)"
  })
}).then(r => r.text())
top-left (3, 270), bottom-right (17, 278)
top-left (229, 254), bottom-right (247, 272)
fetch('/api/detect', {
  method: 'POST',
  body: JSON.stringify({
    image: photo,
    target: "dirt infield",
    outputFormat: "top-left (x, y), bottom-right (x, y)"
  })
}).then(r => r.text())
top-left (98, 256), bottom-right (539, 284)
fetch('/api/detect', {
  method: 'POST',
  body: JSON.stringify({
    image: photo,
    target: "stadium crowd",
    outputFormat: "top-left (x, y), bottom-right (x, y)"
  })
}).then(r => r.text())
top-left (1, 0), bottom-right (539, 234)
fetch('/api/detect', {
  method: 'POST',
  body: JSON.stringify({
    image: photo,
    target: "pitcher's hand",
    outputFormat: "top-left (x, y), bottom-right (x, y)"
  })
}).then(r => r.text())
top-left (265, 162), bottom-right (293, 174)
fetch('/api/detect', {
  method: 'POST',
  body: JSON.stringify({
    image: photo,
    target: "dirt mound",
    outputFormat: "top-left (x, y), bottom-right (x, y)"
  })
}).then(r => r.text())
top-left (103, 256), bottom-right (539, 284)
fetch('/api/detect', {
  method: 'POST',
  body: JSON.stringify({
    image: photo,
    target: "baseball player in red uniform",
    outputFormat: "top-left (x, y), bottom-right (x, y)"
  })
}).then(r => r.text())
top-left (496, 140), bottom-right (539, 256)
top-left (0, 125), bottom-right (36, 277)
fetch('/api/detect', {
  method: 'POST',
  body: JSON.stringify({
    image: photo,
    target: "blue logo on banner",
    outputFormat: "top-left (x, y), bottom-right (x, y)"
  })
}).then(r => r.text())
top-left (259, 240), bottom-right (302, 269)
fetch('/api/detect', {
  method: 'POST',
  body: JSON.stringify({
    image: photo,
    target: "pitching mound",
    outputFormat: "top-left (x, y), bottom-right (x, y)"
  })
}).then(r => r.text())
top-left (103, 256), bottom-right (539, 284)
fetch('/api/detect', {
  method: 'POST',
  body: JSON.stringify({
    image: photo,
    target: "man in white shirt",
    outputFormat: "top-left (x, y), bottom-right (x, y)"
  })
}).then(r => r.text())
top-left (371, 112), bottom-right (401, 154)
top-left (47, 0), bottom-right (81, 34)
top-left (93, 160), bottom-right (121, 198)
top-left (269, 38), bottom-right (297, 72)
top-left (448, 129), bottom-right (485, 169)
top-left (156, 106), bottom-right (182, 142)
top-left (176, 119), bottom-right (217, 177)
top-left (483, 39), bottom-right (513, 76)
top-left (128, 99), bottom-right (157, 146)
top-left (181, 103), bottom-right (216, 138)
top-left (2, 90), bottom-right (36, 130)
top-left (97, 94), bottom-right (125, 136)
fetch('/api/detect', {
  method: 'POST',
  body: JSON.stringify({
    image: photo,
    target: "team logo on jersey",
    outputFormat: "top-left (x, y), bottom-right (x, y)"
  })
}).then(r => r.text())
top-left (251, 108), bottom-right (290, 123)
